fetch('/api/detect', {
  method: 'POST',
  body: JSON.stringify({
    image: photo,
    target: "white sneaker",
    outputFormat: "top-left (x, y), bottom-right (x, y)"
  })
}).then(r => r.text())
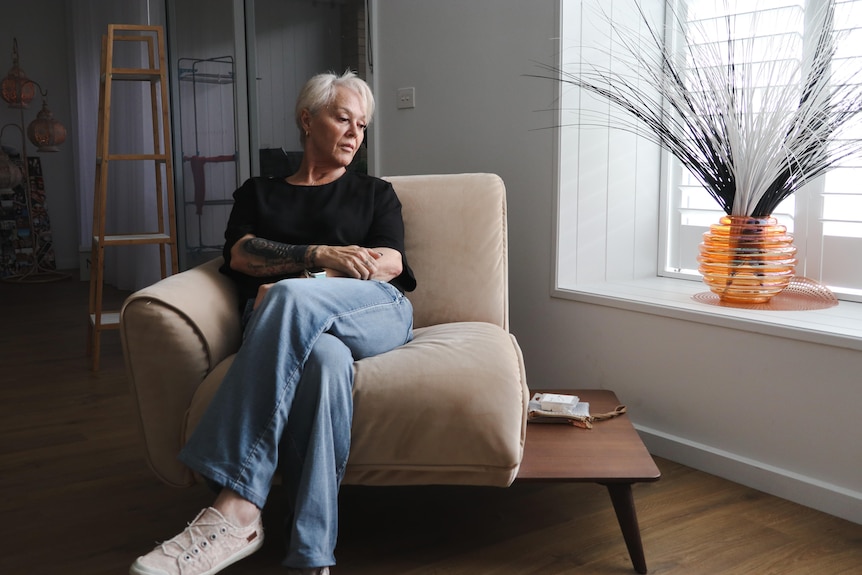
top-left (130, 507), bottom-right (264, 575)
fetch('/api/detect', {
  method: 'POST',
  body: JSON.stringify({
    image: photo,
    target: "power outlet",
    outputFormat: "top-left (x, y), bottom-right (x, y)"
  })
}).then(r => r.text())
top-left (397, 87), bottom-right (415, 109)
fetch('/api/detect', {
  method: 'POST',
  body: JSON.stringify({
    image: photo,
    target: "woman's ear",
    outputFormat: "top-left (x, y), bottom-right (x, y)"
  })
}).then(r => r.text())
top-left (300, 109), bottom-right (313, 134)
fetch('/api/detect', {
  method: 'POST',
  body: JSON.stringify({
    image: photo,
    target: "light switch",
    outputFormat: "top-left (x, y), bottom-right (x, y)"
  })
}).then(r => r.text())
top-left (397, 87), bottom-right (415, 109)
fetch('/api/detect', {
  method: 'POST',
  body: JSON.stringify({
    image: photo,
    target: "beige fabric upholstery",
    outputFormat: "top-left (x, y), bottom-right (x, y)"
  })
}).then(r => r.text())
top-left (122, 173), bottom-right (529, 489)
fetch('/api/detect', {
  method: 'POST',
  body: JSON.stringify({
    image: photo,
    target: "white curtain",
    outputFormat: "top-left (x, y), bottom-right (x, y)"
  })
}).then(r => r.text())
top-left (67, 0), bottom-right (168, 291)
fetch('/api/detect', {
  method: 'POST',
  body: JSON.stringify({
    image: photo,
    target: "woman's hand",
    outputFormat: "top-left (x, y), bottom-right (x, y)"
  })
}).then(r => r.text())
top-left (314, 245), bottom-right (402, 281)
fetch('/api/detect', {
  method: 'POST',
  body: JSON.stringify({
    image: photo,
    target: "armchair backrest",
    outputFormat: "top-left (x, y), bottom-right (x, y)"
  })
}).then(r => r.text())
top-left (386, 173), bottom-right (509, 330)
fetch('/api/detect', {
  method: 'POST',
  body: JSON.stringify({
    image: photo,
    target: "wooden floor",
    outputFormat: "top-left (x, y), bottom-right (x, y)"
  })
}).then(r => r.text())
top-left (2, 273), bottom-right (862, 575)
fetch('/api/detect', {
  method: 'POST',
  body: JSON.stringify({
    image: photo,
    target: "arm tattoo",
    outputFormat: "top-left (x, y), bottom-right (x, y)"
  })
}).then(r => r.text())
top-left (305, 245), bottom-right (319, 268)
top-left (242, 237), bottom-right (309, 274)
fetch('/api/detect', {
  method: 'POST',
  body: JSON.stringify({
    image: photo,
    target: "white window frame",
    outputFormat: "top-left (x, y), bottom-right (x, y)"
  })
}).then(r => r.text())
top-left (553, 0), bottom-right (862, 351)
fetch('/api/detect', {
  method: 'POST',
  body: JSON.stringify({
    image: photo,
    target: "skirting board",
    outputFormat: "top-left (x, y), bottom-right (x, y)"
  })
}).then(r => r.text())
top-left (635, 424), bottom-right (862, 526)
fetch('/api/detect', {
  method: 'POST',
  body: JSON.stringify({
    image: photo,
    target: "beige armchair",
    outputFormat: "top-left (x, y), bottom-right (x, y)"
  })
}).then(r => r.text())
top-left (121, 173), bottom-right (529, 489)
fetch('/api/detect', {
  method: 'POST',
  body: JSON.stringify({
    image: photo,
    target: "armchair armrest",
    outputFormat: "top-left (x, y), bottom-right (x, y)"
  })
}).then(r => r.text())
top-left (120, 257), bottom-right (241, 486)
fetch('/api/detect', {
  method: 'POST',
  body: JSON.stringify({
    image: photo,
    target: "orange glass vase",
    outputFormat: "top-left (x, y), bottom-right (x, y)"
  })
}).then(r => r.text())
top-left (697, 216), bottom-right (797, 304)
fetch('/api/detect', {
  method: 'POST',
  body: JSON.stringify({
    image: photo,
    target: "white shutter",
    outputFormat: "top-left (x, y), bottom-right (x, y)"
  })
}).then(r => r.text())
top-left (808, 0), bottom-right (862, 298)
top-left (557, 0), bottom-right (664, 288)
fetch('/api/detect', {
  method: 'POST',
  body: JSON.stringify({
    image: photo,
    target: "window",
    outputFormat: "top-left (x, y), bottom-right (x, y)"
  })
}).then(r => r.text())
top-left (556, 0), bottom-right (862, 303)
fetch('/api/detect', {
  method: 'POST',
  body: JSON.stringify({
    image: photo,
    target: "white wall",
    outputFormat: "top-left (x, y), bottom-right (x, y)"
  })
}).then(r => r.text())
top-left (0, 0), bottom-right (76, 271)
top-left (372, 0), bottom-right (862, 525)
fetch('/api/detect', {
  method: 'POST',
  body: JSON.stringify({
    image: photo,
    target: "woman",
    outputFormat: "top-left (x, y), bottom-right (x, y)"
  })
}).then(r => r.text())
top-left (131, 70), bottom-right (416, 575)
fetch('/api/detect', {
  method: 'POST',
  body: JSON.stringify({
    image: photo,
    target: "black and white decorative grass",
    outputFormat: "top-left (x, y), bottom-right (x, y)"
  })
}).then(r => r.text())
top-left (534, 0), bottom-right (862, 217)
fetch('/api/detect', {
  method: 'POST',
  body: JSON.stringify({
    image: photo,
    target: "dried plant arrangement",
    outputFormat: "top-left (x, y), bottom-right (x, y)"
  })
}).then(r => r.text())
top-left (535, 0), bottom-right (862, 217)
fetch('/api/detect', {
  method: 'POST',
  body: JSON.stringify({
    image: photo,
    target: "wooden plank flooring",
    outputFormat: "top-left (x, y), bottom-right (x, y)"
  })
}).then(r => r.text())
top-left (2, 273), bottom-right (861, 575)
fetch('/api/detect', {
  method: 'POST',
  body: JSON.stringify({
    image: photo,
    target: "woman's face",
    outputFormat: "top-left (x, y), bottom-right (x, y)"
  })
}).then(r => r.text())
top-left (303, 86), bottom-right (367, 168)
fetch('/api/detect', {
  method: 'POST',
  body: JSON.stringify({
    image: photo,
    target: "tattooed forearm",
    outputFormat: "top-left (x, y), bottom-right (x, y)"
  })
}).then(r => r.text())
top-left (305, 245), bottom-right (319, 268)
top-left (244, 237), bottom-right (307, 262)
top-left (242, 238), bottom-right (309, 275)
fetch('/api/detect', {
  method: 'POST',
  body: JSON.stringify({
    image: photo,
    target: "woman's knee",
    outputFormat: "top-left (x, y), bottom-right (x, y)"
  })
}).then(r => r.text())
top-left (264, 278), bottom-right (305, 305)
top-left (304, 333), bottom-right (354, 381)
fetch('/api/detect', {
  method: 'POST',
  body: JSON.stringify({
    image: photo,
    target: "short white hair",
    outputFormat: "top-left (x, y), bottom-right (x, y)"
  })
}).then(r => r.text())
top-left (295, 70), bottom-right (375, 143)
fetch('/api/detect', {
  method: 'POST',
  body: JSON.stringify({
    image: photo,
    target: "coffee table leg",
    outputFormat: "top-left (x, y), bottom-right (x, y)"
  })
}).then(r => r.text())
top-left (604, 483), bottom-right (648, 574)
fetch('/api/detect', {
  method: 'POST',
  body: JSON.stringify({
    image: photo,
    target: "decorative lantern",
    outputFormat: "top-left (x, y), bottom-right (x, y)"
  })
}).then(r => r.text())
top-left (27, 97), bottom-right (66, 152)
top-left (1, 39), bottom-right (35, 109)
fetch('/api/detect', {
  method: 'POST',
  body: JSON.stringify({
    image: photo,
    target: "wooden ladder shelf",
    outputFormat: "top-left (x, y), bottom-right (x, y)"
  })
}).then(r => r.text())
top-left (88, 24), bottom-right (178, 370)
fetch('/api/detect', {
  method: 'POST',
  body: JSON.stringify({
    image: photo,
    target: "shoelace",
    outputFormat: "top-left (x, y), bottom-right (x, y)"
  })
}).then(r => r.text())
top-left (161, 519), bottom-right (227, 562)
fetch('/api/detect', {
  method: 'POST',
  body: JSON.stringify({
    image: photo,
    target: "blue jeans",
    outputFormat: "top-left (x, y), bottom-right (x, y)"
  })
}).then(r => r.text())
top-left (179, 277), bottom-right (414, 568)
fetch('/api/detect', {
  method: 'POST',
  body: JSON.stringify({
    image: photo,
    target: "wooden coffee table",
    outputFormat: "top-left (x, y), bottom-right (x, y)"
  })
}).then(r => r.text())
top-left (516, 389), bottom-right (661, 574)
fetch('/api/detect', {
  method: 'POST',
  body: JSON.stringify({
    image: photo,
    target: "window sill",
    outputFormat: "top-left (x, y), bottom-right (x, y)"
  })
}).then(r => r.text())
top-left (553, 277), bottom-right (862, 352)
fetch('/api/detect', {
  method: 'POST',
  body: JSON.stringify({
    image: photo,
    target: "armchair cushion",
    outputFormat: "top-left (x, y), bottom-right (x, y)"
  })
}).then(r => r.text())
top-left (186, 322), bottom-right (526, 486)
